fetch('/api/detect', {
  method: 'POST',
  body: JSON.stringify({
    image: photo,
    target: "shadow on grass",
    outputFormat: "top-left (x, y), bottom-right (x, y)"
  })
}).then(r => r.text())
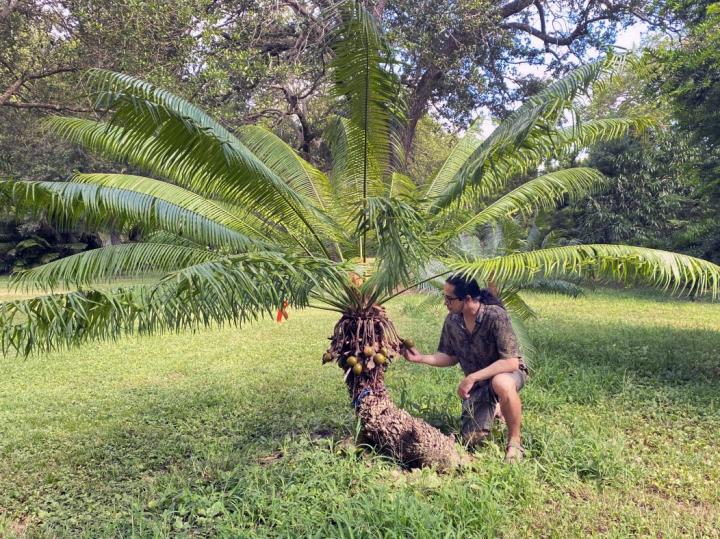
top-left (527, 318), bottom-right (720, 409)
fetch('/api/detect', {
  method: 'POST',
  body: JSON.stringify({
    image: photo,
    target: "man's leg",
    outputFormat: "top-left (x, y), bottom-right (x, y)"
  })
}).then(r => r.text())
top-left (460, 386), bottom-right (495, 449)
top-left (491, 372), bottom-right (524, 461)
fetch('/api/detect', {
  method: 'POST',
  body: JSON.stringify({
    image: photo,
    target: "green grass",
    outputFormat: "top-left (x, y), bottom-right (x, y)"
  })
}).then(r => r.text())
top-left (0, 287), bottom-right (719, 537)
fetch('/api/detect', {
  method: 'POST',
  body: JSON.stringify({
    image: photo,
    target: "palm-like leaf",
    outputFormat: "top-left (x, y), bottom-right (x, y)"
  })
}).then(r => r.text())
top-left (236, 125), bottom-right (334, 210)
top-left (72, 173), bottom-right (276, 241)
top-left (423, 121), bottom-right (484, 201)
top-left (518, 278), bottom-right (585, 298)
top-left (1, 253), bottom-right (345, 356)
top-left (3, 8), bottom-right (718, 360)
top-left (387, 172), bottom-right (417, 199)
top-left (449, 167), bottom-right (606, 238)
top-left (455, 116), bottom-right (654, 207)
top-left (12, 242), bottom-right (220, 290)
top-left (506, 312), bottom-right (537, 369)
top-left (430, 56), bottom-right (626, 210)
top-left (325, 115), bottom-right (387, 205)
top-left (2, 180), bottom-right (266, 251)
top-left (499, 289), bottom-right (537, 321)
top-left (51, 73), bottom-right (330, 256)
top-left (330, 2), bottom-right (404, 197)
top-left (356, 197), bottom-right (433, 299)
top-left (451, 244), bottom-right (720, 298)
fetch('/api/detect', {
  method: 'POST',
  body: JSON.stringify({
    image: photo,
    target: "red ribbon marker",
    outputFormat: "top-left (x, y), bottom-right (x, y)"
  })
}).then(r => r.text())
top-left (276, 299), bottom-right (289, 322)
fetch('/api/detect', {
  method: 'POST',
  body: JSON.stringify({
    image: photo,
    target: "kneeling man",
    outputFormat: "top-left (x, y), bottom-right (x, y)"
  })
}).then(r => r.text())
top-left (403, 274), bottom-right (528, 463)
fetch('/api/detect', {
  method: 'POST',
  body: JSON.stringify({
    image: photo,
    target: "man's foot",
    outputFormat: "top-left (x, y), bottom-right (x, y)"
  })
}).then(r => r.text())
top-left (505, 440), bottom-right (524, 464)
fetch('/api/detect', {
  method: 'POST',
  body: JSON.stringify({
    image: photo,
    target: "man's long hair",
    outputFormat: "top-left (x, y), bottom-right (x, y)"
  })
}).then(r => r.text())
top-left (445, 274), bottom-right (505, 308)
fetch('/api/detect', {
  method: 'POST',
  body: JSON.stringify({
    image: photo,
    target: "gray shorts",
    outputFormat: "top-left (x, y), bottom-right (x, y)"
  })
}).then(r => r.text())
top-left (461, 369), bottom-right (527, 441)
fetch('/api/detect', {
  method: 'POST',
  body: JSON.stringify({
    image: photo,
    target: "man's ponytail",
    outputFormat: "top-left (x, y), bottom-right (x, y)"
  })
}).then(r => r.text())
top-left (445, 274), bottom-right (505, 309)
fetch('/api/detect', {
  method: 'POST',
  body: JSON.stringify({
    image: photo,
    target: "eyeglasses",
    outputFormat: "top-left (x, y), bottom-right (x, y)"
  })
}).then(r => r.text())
top-left (443, 294), bottom-right (462, 303)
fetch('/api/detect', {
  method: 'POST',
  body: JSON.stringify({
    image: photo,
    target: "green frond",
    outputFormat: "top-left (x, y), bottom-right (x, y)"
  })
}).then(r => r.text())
top-left (561, 117), bottom-right (656, 148)
top-left (357, 197), bottom-right (433, 298)
top-left (325, 111), bottom-right (387, 205)
top-left (71, 173), bottom-right (276, 242)
top-left (2, 180), bottom-right (266, 251)
top-left (499, 289), bottom-right (537, 321)
top-left (144, 230), bottom-right (206, 249)
top-left (423, 122), bottom-right (484, 200)
top-left (450, 168), bottom-right (606, 237)
top-left (11, 242), bottom-right (219, 290)
top-left (236, 125), bottom-right (333, 210)
top-left (452, 244), bottom-right (720, 299)
top-left (463, 116), bottom-right (654, 205)
top-left (506, 311), bottom-right (536, 369)
top-left (388, 172), bottom-right (417, 199)
top-left (51, 71), bottom-right (331, 255)
top-left (430, 56), bottom-right (624, 210)
top-left (1, 252), bottom-right (346, 356)
top-left (330, 1), bottom-right (405, 198)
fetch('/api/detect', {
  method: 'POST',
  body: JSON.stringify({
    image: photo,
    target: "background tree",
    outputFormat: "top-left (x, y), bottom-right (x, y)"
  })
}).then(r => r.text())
top-left (557, 3), bottom-right (720, 262)
top-left (3, 0), bottom-right (662, 174)
top-left (0, 0), bottom-right (205, 179)
top-left (194, 0), bottom-right (665, 160)
top-left (0, 0), bottom-right (210, 268)
top-left (644, 3), bottom-right (720, 261)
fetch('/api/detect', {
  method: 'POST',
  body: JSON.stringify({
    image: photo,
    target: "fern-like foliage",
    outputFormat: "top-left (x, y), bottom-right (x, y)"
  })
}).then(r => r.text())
top-left (451, 244), bottom-right (720, 298)
top-left (1, 5), bottom-right (718, 357)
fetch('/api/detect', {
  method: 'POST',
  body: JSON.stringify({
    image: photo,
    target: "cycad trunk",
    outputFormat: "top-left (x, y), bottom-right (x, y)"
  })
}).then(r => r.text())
top-left (326, 306), bottom-right (462, 470)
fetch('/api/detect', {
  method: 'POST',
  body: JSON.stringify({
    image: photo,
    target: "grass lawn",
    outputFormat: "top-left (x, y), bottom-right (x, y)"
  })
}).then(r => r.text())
top-left (0, 287), bottom-right (718, 537)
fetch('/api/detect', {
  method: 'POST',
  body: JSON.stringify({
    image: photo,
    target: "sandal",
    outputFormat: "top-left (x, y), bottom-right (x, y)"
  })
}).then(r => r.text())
top-left (505, 441), bottom-right (525, 464)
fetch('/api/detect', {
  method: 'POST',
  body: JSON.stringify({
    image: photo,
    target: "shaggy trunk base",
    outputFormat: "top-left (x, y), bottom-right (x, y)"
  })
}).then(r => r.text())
top-left (355, 389), bottom-right (462, 471)
top-left (324, 306), bottom-right (463, 469)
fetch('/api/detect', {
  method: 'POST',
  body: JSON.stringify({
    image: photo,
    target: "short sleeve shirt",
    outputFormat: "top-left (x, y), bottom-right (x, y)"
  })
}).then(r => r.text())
top-left (437, 305), bottom-right (526, 376)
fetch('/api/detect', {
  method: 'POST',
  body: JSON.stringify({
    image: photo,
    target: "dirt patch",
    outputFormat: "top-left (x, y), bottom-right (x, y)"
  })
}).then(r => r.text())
top-left (8, 515), bottom-right (29, 537)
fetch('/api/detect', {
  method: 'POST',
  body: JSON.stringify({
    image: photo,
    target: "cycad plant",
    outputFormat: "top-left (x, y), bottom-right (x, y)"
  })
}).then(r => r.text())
top-left (2, 3), bottom-right (718, 469)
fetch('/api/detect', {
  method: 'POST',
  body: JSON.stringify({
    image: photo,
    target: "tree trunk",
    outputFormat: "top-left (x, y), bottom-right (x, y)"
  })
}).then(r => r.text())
top-left (402, 67), bottom-right (445, 163)
top-left (326, 305), bottom-right (463, 470)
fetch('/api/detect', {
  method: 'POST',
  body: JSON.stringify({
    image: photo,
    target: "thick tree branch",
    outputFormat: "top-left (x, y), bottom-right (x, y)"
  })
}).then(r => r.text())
top-left (501, 16), bottom-right (606, 46)
top-left (242, 108), bottom-right (287, 122)
top-left (0, 67), bottom-right (77, 106)
top-left (25, 66), bottom-right (77, 82)
top-left (282, 0), bottom-right (312, 20)
top-left (0, 78), bottom-right (24, 106)
top-left (534, 0), bottom-right (550, 52)
top-left (500, 0), bottom-right (535, 18)
top-left (1, 101), bottom-right (94, 113)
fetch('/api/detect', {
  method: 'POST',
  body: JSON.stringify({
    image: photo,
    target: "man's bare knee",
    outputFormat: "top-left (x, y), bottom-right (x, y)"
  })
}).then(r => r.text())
top-left (491, 374), bottom-right (517, 399)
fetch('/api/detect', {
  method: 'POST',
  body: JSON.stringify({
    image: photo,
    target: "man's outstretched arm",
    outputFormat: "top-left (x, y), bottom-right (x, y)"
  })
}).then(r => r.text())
top-left (403, 347), bottom-right (458, 367)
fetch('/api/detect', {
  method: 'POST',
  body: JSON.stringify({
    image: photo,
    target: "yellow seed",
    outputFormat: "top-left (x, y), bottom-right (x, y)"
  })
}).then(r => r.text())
top-left (363, 345), bottom-right (374, 357)
top-left (402, 338), bottom-right (415, 349)
top-left (322, 352), bottom-right (333, 363)
top-left (373, 353), bottom-right (386, 365)
top-left (353, 363), bottom-right (363, 375)
top-left (346, 355), bottom-right (358, 367)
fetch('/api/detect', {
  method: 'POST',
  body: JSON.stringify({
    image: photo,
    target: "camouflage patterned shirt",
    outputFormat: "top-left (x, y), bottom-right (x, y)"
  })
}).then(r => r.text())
top-left (437, 304), bottom-right (526, 376)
